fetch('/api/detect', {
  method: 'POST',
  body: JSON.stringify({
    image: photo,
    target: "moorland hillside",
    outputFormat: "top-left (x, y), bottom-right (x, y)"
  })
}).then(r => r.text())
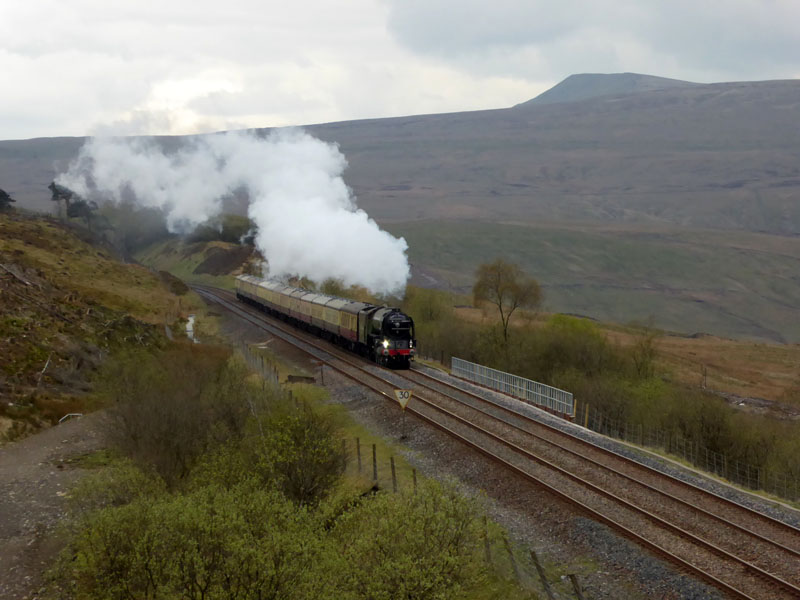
top-left (3, 73), bottom-right (799, 340)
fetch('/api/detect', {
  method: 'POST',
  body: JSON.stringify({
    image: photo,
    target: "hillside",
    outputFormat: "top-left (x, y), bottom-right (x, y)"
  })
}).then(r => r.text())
top-left (304, 78), bottom-right (800, 232)
top-left (0, 212), bottom-right (207, 441)
top-left (514, 72), bottom-right (698, 106)
top-left (4, 74), bottom-right (799, 233)
top-left (135, 238), bottom-right (254, 289)
top-left (390, 220), bottom-right (800, 343)
top-left (2, 73), bottom-right (800, 341)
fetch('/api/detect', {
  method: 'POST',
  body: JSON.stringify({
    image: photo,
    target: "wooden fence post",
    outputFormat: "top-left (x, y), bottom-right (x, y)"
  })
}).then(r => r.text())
top-left (412, 468), bottom-right (417, 493)
top-left (502, 534), bottom-right (520, 583)
top-left (530, 550), bottom-right (555, 600)
top-left (568, 574), bottom-right (586, 600)
top-left (372, 444), bottom-right (378, 482)
top-left (483, 516), bottom-right (491, 563)
top-left (356, 438), bottom-right (362, 473)
top-left (390, 457), bottom-right (397, 492)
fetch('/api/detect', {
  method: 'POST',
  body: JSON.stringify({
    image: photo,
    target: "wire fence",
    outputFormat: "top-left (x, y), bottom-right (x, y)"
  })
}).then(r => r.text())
top-left (239, 341), bottom-right (283, 389)
top-left (576, 401), bottom-right (800, 502)
top-left (345, 436), bottom-right (588, 599)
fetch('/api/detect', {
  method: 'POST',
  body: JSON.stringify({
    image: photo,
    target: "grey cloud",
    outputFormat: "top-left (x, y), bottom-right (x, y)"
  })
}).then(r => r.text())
top-left (385, 0), bottom-right (602, 56)
top-left (384, 0), bottom-right (800, 81)
top-left (644, 2), bottom-right (800, 75)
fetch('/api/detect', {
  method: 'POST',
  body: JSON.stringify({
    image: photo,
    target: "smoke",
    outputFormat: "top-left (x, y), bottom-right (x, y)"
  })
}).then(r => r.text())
top-left (56, 129), bottom-right (410, 294)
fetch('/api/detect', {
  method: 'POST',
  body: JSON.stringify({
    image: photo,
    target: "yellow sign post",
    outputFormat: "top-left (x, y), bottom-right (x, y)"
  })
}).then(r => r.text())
top-left (394, 389), bottom-right (413, 440)
top-left (394, 389), bottom-right (413, 409)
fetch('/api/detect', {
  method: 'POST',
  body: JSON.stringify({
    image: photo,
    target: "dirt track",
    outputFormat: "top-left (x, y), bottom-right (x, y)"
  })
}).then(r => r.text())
top-left (0, 412), bottom-right (105, 600)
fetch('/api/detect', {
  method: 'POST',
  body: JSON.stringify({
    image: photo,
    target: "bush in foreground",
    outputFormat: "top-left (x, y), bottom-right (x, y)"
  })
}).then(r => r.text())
top-left (98, 344), bottom-right (254, 487)
top-left (59, 482), bottom-right (321, 600)
top-left (55, 474), bottom-right (511, 600)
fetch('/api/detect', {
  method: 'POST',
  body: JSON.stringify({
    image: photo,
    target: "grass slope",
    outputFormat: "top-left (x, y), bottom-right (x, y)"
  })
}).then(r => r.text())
top-left (0, 213), bottom-right (205, 441)
top-left (135, 239), bottom-right (251, 290)
top-left (2, 223), bottom-right (183, 322)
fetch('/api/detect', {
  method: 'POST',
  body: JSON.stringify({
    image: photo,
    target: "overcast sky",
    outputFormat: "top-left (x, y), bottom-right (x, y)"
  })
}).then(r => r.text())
top-left (2, 0), bottom-right (800, 140)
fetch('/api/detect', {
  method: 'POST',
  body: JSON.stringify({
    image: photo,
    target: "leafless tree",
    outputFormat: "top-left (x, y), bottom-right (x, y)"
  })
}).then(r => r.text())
top-left (473, 258), bottom-right (541, 342)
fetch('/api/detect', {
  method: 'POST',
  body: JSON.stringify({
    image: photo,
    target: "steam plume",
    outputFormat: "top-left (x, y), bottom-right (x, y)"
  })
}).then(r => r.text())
top-left (56, 129), bottom-right (410, 294)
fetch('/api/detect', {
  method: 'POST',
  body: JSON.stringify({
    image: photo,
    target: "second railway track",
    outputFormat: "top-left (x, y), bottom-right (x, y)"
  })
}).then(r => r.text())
top-left (195, 284), bottom-right (800, 600)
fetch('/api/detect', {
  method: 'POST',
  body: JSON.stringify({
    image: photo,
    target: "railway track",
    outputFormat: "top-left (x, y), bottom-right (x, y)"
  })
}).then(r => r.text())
top-left (194, 285), bottom-right (800, 600)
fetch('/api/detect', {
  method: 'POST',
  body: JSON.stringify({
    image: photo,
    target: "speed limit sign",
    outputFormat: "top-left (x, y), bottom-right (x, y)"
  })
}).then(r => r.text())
top-left (394, 389), bottom-right (413, 409)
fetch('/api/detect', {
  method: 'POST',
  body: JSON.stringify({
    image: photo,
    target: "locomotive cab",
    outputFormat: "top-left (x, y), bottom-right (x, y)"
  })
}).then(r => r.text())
top-left (369, 308), bottom-right (416, 367)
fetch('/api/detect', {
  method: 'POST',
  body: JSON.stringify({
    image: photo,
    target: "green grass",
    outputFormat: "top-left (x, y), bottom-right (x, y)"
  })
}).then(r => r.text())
top-left (386, 220), bottom-right (800, 342)
top-left (66, 449), bottom-right (119, 469)
top-left (135, 239), bottom-right (237, 290)
top-left (0, 215), bottom-right (200, 324)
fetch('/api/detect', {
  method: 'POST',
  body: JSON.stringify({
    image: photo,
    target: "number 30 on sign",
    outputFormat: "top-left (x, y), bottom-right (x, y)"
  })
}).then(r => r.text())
top-left (394, 389), bottom-right (413, 409)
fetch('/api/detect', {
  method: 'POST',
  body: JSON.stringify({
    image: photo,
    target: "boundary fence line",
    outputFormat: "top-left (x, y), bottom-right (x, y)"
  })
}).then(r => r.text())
top-left (346, 437), bottom-right (587, 599)
top-left (447, 356), bottom-right (797, 501)
top-left (577, 402), bottom-right (800, 502)
top-left (451, 357), bottom-right (575, 418)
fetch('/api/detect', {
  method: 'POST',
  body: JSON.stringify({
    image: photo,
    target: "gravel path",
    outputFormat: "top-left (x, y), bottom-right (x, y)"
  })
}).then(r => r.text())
top-left (0, 412), bottom-right (105, 600)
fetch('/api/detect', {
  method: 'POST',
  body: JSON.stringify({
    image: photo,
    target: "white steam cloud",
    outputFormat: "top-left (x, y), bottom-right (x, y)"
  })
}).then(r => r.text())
top-left (56, 129), bottom-right (410, 294)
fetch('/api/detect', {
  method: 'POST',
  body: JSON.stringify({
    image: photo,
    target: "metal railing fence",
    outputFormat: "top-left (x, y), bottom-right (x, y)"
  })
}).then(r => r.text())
top-left (451, 357), bottom-right (575, 417)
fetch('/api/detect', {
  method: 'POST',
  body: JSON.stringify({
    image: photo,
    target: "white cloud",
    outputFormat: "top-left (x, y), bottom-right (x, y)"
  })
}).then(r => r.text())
top-left (0, 0), bottom-right (543, 138)
top-left (1, 0), bottom-right (799, 139)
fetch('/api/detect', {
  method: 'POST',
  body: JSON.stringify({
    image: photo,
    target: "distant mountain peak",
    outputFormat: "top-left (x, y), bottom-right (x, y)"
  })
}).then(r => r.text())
top-left (516, 72), bottom-right (698, 107)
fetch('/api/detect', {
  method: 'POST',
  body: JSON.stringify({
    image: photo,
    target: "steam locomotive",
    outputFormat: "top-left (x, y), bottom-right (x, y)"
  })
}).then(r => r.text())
top-left (235, 275), bottom-right (416, 368)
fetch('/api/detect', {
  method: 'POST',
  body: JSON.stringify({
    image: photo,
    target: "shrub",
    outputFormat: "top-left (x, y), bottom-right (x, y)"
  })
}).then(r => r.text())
top-left (99, 344), bottom-right (256, 487)
top-left (187, 396), bottom-right (348, 508)
top-left (58, 483), bottom-right (321, 600)
top-left (257, 400), bottom-right (348, 507)
top-left (326, 481), bottom-right (488, 599)
top-left (67, 456), bottom-right (165, 517)
top-left (535, 315), bottom-right (626, 380)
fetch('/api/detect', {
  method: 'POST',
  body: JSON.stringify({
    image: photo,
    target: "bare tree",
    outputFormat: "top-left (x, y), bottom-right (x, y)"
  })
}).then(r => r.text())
top-left (473, 258), bottom-right (541, 342)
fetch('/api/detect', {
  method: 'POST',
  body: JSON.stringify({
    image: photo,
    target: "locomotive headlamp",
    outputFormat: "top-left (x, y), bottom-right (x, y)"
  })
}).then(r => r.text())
top-left (382, 339), bottom-right (389, 349)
